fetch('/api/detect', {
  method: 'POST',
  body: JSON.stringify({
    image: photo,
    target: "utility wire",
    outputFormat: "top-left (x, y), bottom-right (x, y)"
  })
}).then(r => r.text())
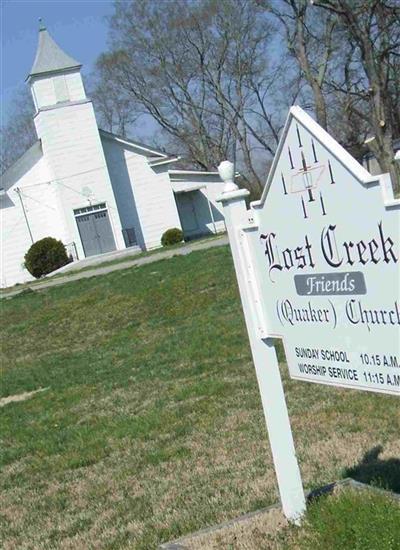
top-left (6, 151), bottom-right (154, 192)
top-left (16, 189), bottom-right (57, 211)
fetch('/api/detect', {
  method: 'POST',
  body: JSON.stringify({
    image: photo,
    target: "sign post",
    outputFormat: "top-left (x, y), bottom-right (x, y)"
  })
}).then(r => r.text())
top-left (217, 161), bottom-right (306, 523)
top-left (217, 107), bottom-right (399, 522)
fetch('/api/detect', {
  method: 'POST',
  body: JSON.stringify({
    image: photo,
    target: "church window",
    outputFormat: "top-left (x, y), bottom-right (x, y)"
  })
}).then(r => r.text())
top-left (53, 75), bottom-right (70, 103)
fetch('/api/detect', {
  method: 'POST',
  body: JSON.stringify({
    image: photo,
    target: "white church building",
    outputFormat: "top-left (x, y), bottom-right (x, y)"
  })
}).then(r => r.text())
top-left (0, 25), bottom-right (225, 287)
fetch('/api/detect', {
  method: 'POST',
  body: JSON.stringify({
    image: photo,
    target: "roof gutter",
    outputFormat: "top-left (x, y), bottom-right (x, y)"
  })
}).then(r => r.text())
top-left (168, 170), bottom-right (219, 176)
top-left (149, 156), bottom-right (181, 167)
top-left (99, 129), bottom-right (169, 158)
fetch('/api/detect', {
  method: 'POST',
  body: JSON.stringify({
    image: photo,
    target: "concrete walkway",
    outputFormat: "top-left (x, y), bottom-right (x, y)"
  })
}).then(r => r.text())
top-left (50, 245), bottom-right (142, 275)
top-left (2, 236), bottom-right (229, 299)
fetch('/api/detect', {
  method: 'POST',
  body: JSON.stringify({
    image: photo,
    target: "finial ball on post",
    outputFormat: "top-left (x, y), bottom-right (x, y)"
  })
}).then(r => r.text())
top-left (218, 160), bottom-right (238, 193)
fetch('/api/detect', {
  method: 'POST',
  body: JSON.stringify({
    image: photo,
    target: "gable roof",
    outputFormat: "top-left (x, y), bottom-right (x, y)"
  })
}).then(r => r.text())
top-left (28, 26), bottom-right (81, 79)
top-left (0, 140), bottom-right (43, 189)
top-left (99, 129), bottom-right (169, 158)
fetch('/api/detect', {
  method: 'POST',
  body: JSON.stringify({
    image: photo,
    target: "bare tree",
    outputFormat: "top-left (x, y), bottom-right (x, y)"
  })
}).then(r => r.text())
top-left (89, 70), bottom-right (140, 137)
top-left (98, 0), bottom-right (395, 193)
top-left (1, 87), bottom-right (36, 175)
top-left (260, 0), bottom-right (336, 130)
top-left (94, 0), bottom-right (297, 194)
top-left (95, 2), bottom-right (234, 170)
top-left (311, 0), bottom-right (400, 191)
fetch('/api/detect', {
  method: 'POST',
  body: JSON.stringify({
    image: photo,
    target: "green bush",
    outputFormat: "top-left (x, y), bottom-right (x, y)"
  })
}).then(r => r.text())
top-left (161, 228), bottom-right (184, 247)
top-left (24, 237), bottom-right (70, 279)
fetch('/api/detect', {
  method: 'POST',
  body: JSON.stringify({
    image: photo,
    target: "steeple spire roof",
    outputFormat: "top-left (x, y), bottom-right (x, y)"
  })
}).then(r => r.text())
top-left (28, 21), bottom-right (81, 79)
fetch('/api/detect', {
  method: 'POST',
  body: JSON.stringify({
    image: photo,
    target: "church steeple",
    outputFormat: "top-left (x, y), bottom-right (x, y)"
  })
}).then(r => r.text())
top-left (28, 20), bottom-right (81, 79)
top-left (28, 22), bottom-right (86, 112)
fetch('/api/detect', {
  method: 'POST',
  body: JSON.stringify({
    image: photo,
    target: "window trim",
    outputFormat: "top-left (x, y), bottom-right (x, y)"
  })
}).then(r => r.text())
top-left (53, 74), bottom-right (70, 104)
top-left (73, 203), bottom-right (107, 217)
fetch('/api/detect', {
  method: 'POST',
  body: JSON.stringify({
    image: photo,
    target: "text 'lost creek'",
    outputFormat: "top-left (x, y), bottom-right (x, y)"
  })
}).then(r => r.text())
top-left (260, 221), bottom-right (398, 282)
top-left (277, 298), bottom-right (400, 330)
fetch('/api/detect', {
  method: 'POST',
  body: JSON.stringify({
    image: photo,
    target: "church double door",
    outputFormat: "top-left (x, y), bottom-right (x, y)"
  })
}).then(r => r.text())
top-left (75, 206), bottom-right (116, 257)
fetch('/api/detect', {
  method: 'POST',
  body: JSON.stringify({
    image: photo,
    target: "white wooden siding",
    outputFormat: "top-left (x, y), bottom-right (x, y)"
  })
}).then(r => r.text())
top-left (64, 71), bottom-right (86, 102)
top-left (34, 101), bottom-right (125, 259)
top-left (101, 136), bottom-right (182, 250)
top-left (101, 137), bottom-right (145, 248)
top-left (31, 70), bottom-right (86, 110)
top-left (31, 75), bottom-right (57, 109)
top-left (0, 146), bottom-right (59, 287)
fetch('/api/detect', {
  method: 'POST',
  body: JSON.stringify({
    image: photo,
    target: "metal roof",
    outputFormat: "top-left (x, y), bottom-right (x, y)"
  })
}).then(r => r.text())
top-left (28, 25), bottom-right (81, 79)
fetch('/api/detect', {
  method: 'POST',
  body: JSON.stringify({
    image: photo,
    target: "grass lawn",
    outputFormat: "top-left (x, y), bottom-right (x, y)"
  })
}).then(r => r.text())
top-left (1, 245), bottom-right (399, 549)
top-left (58, 233), bottom-right (226, 277)
top-left (184, 487), bottom-right (400, 549)
top-left (290, 488), bottom-right (400, 549)
top-left (0, 233), bottom-right (226, 293)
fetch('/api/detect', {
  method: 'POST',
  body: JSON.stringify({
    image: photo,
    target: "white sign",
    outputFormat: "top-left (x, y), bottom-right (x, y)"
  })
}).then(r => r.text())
top-left (244, 107), bottom-right (400, 395)
top-left (218, 107), bottom-right (399, 523)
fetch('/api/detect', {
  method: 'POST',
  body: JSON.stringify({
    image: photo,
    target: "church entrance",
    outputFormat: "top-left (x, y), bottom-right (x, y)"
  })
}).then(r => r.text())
top-left (175, 191), bottom-right (199, 234)
top-left (75, 203), bottom-right (116, 257)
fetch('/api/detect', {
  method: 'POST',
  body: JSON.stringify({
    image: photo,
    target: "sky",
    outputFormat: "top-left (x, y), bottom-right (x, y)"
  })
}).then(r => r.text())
top-left (1, 0), bottom-right (115, 124)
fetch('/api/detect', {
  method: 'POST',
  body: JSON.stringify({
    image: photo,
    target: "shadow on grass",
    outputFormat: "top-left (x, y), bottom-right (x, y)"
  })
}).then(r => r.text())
top-left (344, 446), bottom-right (400, 494)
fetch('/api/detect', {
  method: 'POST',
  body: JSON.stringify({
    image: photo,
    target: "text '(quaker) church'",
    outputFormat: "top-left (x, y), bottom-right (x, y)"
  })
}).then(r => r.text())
top-left (1, 24), bottom-right (225, 287)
